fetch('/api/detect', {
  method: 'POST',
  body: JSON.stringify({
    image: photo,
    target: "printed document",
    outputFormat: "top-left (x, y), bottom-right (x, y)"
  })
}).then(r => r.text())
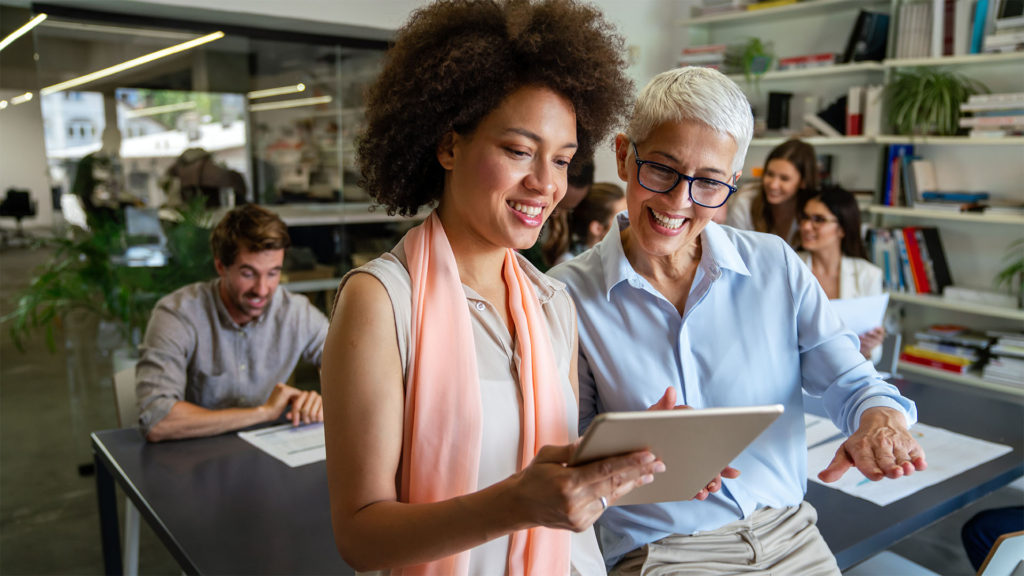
top-left (238, 422), bottom-right (326, 468)
top-left (807, 421), bottom-right (1012, 506)
top-left (830, 294), bottom-right (889, 335)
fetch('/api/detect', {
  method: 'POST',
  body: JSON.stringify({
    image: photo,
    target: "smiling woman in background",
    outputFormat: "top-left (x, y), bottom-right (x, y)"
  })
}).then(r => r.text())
top-left (726, 138), bottom-right (818, 248)
top-left (798, 185), bottom-right (885, 361)
top-left (319, 1), bottom-right (663, 573)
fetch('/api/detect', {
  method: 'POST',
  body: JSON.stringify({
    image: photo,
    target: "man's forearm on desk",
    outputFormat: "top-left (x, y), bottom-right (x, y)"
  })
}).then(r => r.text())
top-left (145, 401), bottom-right (273, 442)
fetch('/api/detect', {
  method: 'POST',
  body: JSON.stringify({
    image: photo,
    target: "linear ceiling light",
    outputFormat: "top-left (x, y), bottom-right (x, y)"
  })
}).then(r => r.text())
top-left (0, 13), bottom-right (47, 53)
top-left (249, 95), bottom-right (332, 112)
top-left (123, 101), bottom-right (196, 118)
top-left (247, 83), bottom-right (306, 100)
top-left (41, 20), bottom-right (195, 40)
top-left (0, 101), bottom-right (8, 110)
top-left (11, 92), bottom-right (34, 105)
top-left (40, 30), bottom-right (224, 96)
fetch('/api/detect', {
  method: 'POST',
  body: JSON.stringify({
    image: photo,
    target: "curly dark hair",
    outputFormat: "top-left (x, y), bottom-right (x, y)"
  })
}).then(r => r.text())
top-left (358, 0), bottom-right (633, 216)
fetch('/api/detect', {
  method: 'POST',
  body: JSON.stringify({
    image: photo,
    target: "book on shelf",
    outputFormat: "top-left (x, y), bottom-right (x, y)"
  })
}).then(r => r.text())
top-left (981, 356), bottom-right (1024, 386)
top-left (962, 93), bottom-right (1024, 111)
top-left (954, 0), bottom-right (974, 55)
top-left (915, 325), bottom-right (992, 349)
top-left (746, 0), bottom-right (798, 11)
top-left (913, 339), bottom-right (984, 360)
top-left (862, 85), bottom-right (885, 137)
top-left (909, 159), bottom-right (937, 203)
top-left (776, 53), bottom-right (836, 71)
top-left (921, 191), bottom-right (991, 202)
top-left (899, 351), bottom-right (972, 373)
top-left (846, 85), bottom-right (864, 136)
top-left (804, 113), bottom-right (843, 137)
top-left (959, 114), bottom-right (1024, 128)
top-left (914, 199), bottom-right (987, 212)
top-left (983, 28), bottom-right (1024, 51)
top-left (883, 144), bottom-right (914, 206)
top-left (842, 10), bottom-right (891, 62)
top-left (869, 226), bottom-right (952, 293)
top-left (903, 344), bottom-right (977, 365)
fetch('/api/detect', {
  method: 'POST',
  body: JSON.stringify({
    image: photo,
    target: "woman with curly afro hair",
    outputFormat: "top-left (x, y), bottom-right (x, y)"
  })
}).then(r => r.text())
top-left (321, 1), bottom-right (663, 573)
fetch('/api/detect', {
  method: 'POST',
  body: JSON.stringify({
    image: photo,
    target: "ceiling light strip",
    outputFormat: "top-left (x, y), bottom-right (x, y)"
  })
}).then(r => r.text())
top-left (247, 83), bottom-right (306, 100)
top-left (123, 101), bottom-right (197, 118)
top-left (249, 95), bottom-right (332, 112)
top-left (39, 31), bottom-right (224, 96)
top-left (11, 92), bottom-right (34, 105)
top-left (0, 13), bottom-right (47, 53)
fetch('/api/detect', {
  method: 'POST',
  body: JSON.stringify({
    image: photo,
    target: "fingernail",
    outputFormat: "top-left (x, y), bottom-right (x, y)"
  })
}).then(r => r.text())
top-left (640, 474), bottom-right (654, 485)
top-left (641, 452), bottom-right (656, 464)
top-left (654, 462), bottom-right (666, 473)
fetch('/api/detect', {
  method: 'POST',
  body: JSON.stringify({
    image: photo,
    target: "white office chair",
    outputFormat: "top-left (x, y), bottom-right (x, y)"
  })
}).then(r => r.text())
top-left (112, 366), bottom-right (140, 576)
top-left (978, 531), bottom-right (1024, 576)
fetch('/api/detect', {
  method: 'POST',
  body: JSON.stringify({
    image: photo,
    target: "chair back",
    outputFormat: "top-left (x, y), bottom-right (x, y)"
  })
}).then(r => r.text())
top-left (978, 530), bottom-right (1024, 576)
top-left (113, 367), bottom-right (140, 429)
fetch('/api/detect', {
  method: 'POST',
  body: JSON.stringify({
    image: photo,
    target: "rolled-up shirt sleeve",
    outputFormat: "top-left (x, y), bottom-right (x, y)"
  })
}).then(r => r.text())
top-left (136, 305), bottom-right (194, 435)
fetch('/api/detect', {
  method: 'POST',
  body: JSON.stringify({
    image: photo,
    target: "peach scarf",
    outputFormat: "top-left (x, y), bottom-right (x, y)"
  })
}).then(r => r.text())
top-left (398, 212), bottom-right (570, 575)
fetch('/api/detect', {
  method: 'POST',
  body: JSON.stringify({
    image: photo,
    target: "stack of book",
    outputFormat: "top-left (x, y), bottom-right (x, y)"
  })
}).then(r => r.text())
top-left (867, 226), bottom-right (952, 294)
top-left (983, 331), bottom-right (1024, 387)
top-left (678, 44), bottom-right (728, 70)
top-left (959, 92), bottom-right (1024, 138)
top-left (900, 325), bottom-right (991, 375)
top-left (984, 10), bottom-right (1024, 53)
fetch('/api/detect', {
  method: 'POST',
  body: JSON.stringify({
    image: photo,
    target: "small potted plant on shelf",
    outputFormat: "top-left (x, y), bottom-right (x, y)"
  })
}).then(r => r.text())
top-left (726, 38), bottom-right (773, 90)
top-left (994, 238), bottom-right (1024, 308)
top-left (2, 198), bottom-right (214, 353)
top-left (886, 68), bottom-right (988, 136)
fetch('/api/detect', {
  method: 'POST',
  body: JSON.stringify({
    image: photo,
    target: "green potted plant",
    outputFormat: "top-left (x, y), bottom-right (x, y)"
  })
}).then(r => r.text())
top-left (886, 68), bottom-right (988, 136)
top-left (2, 198), bottom-right (215, 352)
top-left (994, 238), bottom-right (1024, 308)
top-left (727, 37), bottom-right (773, 90)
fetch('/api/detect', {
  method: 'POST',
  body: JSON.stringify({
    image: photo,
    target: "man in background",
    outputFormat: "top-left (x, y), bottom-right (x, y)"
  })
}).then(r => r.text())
top-left (136, 204), bottom-right (328, 442)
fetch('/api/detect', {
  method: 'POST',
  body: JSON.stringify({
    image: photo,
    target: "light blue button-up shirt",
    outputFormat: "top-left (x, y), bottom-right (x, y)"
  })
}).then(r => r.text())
top-left (548, 214), bottom-right (917, 566)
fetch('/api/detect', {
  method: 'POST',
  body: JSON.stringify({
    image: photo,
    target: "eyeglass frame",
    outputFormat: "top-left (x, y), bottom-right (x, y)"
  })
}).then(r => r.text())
top-left (631, 142), bottom-right (737, 209)
top-left (797, 212), bottom-right (839, 226)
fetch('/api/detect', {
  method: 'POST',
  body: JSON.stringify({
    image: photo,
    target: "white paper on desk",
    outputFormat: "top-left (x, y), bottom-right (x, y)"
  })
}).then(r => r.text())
top-left (830, 294), bottom-right (889, 336)
top-left (805, 413), bottom-right (843, 448)
top-left (807, 422), bottom-right (1012, 506)
top-left (238, 422), bottom-right (326, 468)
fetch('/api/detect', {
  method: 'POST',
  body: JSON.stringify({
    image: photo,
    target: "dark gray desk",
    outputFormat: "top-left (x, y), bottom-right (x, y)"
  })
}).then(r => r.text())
top-left (91, 427), bottom-right (353, 575)
top-left (93, 379), bottom-right (1022, 575)
top-left (808, 379), bottom-right (1024, 570)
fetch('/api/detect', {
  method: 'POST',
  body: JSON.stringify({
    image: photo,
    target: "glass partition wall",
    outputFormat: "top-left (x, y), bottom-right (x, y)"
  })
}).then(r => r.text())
top-left (29, 13), bottom-right (385, 212)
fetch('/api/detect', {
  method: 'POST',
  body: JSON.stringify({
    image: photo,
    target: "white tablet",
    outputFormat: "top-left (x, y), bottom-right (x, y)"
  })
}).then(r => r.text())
top-left (570, 405), bottom-right (784, 506)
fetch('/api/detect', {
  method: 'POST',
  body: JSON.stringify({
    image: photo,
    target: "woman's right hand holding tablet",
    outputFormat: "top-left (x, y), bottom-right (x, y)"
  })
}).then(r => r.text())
top-left (507, 443), bottom-right (664, 532)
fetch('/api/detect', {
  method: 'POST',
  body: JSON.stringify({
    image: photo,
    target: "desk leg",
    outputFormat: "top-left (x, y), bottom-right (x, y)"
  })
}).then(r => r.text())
top-left (94, 452), bottom-right (123, 576)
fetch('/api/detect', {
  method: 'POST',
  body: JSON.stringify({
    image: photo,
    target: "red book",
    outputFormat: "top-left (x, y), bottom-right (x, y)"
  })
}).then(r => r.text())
top-left (900, 352), bottom-right (969, 374)
top-left (902, 227), bottom-right (931, 294)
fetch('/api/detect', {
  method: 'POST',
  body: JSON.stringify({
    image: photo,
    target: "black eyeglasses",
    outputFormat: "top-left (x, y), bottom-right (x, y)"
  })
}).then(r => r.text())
top-left (631, 142), bottom-right (737, 209)
top-left (798, 213), bottom-right (838, 226)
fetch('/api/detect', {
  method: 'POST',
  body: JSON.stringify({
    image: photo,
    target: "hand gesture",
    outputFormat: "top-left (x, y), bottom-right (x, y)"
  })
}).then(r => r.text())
top-left (511, 443), bottom-right (664, 533)
top-left (263, 382), bottom-right (324, 426)
top-left (648, 387), bottom-right (741, 500)
top-left (859, 326), bottom-right (886, 360)
top-left (818, 407), bottom-right (927, 483)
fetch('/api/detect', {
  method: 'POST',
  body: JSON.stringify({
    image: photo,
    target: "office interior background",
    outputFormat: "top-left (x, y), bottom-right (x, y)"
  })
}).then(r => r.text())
top-left (0, 0), bottom-right (1021, 574)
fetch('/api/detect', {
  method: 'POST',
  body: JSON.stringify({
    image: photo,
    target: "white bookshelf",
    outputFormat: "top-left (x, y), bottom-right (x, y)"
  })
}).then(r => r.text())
top-left (873, 135), bottom-right (1024, 146)
top-left (679, 0), bottom-right (887, 26)
top-left (888, 292), bottom-right (1024, 321)
top-left (899, 364), bottom-right (1024, 396)
top-left (867, 205), bottom-right (1024, 224)
top-left (726, 61), bottom-right (883, 83)
top-left (885, 51), bottom-right (1024, 68)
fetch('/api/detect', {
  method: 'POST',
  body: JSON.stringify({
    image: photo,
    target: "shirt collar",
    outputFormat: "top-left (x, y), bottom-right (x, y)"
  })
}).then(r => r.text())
top-left (595, 213), bottom-right (750, 300)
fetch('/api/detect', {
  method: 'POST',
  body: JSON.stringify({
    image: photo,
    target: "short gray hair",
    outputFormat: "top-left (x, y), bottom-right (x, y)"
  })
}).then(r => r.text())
top-left (626, 67), bottom-right (753, 174)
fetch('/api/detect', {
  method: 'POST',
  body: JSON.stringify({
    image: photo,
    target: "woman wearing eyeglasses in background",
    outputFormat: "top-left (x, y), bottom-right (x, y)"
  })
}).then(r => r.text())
top-left (798, 185), bottom-right (885, 361)
top-left (553, 182), bottom-right (627, 265)
top-left (726, 139), bottom-right (818, 248)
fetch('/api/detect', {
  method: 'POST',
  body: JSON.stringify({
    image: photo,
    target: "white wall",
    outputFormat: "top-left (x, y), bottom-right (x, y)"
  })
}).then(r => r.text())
top-left (0, 90), bottom-right (53, 228)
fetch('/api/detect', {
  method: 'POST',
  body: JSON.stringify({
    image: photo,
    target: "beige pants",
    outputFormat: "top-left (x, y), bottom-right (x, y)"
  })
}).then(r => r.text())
top-left (609, 502), bottom-right (841, 576)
